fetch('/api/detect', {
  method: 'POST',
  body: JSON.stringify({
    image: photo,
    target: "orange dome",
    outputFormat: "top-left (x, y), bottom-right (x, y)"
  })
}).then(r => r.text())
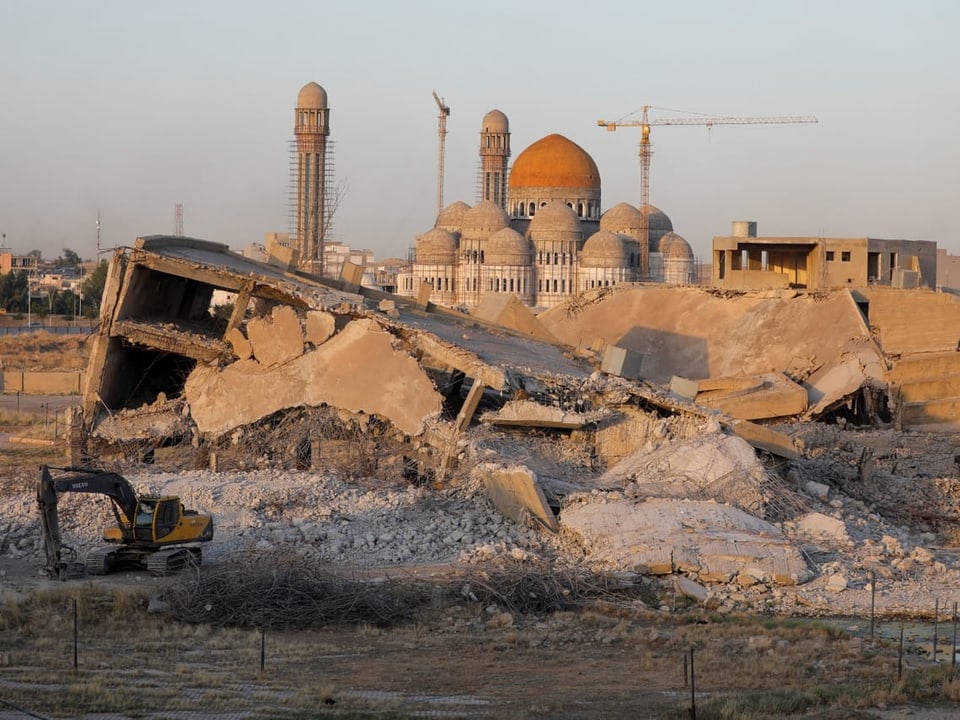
top-left (508, 134), bottom-right (600, 191)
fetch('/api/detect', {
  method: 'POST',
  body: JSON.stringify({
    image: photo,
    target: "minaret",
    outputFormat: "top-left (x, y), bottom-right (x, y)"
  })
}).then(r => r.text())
top-left (479, 110), bottom-right (510, 209)
top-left (294, 82), bottom-right (330, 273)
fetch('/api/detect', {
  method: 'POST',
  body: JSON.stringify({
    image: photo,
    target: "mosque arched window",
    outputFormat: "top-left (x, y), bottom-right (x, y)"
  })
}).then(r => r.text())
top-left (529, 202), bottom-right (536, 216)
top-left (577, 202), bottom-right (584, 217)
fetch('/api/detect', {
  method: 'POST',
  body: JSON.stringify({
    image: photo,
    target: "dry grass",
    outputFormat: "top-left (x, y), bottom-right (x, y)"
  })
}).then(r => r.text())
top-left (4, 574), bottom-right (960, 718)
top-left (0, 332), bottom-right (92, 370)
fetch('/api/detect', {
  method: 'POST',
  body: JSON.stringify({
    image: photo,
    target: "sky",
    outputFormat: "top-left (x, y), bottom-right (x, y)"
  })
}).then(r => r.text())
top-left (1, 0), bottom-right (958, 265)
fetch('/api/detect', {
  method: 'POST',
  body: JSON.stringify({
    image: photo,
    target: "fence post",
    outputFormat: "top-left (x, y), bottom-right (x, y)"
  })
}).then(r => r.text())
top-left (898, 623), bottom-right (904, 680)
top-left (952, 602), bottom-right (958, 670)
top-left (934, 598), bottom-right (939, 662)
top-left (73, 597), bottom-right (78, 670)
top-left (260, 627), bottom-right (265, 672)
top-left (870, 570), bottom-right (877, 643)
top-left (689, 648), bottom-right (696, 720)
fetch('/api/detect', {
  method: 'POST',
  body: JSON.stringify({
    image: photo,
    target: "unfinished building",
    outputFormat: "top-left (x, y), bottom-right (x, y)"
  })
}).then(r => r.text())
top-left (712, 220), bottom-right (937, 290)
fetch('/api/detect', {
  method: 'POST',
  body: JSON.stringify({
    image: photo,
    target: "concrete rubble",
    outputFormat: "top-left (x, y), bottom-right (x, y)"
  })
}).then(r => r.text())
top-left (7, 235), bottom-right (960, 616)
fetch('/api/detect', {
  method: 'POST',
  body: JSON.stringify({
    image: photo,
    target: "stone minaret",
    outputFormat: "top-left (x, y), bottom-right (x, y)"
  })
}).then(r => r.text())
top-left (294, 82), bottom-right (330, 273)
top-left (479, 109), bottom-right (510, 209)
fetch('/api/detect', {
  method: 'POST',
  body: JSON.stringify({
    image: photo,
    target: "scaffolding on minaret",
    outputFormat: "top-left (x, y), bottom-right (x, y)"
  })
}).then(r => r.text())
top-left (288, 138), bottom-right (336, 276)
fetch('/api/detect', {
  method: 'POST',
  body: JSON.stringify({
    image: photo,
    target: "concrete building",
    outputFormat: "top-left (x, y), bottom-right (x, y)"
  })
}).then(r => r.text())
top-left (712, 221), bottom-right (937, 290)
top-left (398, 112), bottom-right (696, 310)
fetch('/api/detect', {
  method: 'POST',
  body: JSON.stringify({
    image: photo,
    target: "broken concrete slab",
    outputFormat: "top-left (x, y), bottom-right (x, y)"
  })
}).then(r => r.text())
top-left (669, 376), bottom-right (699, 400)
top-left (540, 286), bottom-right (876, 387)
top-left (793, 512), bottom-right (852, 545)
top-left (246, 304), bottom-right (304, 367)
top-left (305, 310), bottom-right (336, 346)
top-left (185, 318), bottom-right (442, 437)
top-left (599, 432), bottom-right (769, 515)
top-left (696, 372), bottom-right (807, 421)
top-left (475, 463), bottom-right (558, 533)
top-left (601, 345), bottom-right (644, 380)
top-left (225, 327), bottom-right (252, 360)
top-left (727, 420), bottom-right (802, 461)
top-left (561, 496), bottom-right (814, 586)
top-left (480, 399), bottom-right (598, 430)
top-left (472, 294), bottom-right (558, 345)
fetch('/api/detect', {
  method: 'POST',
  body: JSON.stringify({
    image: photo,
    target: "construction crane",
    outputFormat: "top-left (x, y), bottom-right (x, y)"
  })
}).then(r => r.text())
top-left (432, 90), bottom-right (451, 217)
top-left (597, 106), bottom-right (818, 258)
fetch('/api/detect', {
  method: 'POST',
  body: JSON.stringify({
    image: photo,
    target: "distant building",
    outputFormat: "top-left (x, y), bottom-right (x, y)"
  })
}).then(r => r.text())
top-left (937, 249), bottom-right (960, 291)
top-left (712, 221), bottom-right (937, 290)
top-left (397, 111), bottom-right (696, 310)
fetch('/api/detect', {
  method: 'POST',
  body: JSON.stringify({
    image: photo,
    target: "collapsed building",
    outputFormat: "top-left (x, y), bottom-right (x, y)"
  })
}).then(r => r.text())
top-left (70, 235), bottom-right (960, 596)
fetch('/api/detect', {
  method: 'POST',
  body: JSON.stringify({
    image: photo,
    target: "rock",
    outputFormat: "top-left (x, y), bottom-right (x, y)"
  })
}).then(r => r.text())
top-left (881, 535), bottom-right (903, 557)
top-left (826, 574), bottom-right (847, 592)
top-left (804, 481), bottom-right (830, 500)
top-left (147, 596), bottom-right (169, 614)
top-left (795, 512), bottom-right (851, 544)
top-left (912, 546), bottom-right (936, 565)
top-left (674, 575), bottom-right (709, 604)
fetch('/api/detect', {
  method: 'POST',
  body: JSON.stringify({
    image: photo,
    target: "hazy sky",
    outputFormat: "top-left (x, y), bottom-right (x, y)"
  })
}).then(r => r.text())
top-left (1, 0), bottom-right (957, 264)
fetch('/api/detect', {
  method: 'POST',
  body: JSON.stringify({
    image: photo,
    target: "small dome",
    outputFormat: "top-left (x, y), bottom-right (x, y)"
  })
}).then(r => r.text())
top-left (641, 204), bottom-right (673, 234)
top-left (461, 200), bottom-right (509, 233)
top-left (600, 202), bottom-right (644, 232)
top-left (416, 228), bottom-right (458, 265)
top-left (482, 109), bottom-right (509, 133)
top-left (660, 232), bottom-right (694, 260)
top-left (581, 230), bottom-right (630, 268)
top-left (527, 201), bottom-right (581, 235)
top-left (485, 227), bottom-right (532, 265)
top-left (297, 82), bottom-right (327, 109)
top-left (509, 134), bottom-right (601, 191)
top-left (436, 201), bottom-right (471, 231)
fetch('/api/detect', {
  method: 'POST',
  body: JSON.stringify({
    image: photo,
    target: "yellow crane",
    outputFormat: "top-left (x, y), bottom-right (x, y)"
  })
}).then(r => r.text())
top-left (597, 106), bottom-right (818, 261)
top-left (433, 90), bottom-right (451, 217)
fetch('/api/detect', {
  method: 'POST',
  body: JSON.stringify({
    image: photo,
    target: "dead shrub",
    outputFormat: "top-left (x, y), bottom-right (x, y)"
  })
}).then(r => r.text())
top-left (448, 557), bottom-right (656, 615)
top-left (162, 550), bottom-right (428, 629)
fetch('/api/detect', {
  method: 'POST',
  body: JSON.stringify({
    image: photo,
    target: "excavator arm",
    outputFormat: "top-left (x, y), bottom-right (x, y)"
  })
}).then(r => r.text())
top-left (37, 465), bottom-right (141, 577)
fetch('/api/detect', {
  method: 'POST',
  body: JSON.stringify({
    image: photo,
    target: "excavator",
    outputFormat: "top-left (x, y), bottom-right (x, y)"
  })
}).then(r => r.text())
top-left (37, 465), bottom-right (214, 578)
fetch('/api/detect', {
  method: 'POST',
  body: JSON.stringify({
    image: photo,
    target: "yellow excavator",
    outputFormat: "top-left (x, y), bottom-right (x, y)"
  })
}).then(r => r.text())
top-left (37, 465), bottom-right (214, 577)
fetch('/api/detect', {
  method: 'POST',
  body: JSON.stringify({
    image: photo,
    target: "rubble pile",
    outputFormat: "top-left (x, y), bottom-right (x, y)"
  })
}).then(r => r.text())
top-left (8, 236), bottom-right (960, 621)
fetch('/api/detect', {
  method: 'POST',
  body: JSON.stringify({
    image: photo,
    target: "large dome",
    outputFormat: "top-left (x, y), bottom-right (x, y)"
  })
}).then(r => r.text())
top-left (482, 109), bottom-right (509, 133)
top-left (526, 201), bottom-right (581, 235)
top-left (641, 204), bottom-right (673, 234)
top-left (416, 228), bottom-right (458, 265)
top-left (660, 231), bottom-right (693, 259)
top-left (297, 82), bottom-right (327, 109)
top-left (509, 134), bottom-right (600, 191)
top-left (485, 227), bottom-right (532, 265)
top-left (600, 202), bottom-right (644, 232)
top-left (436, 201), bottom-right (471, 230)
top-left (461, 200), bottom-right (509, 232)
top-left (581, 230), bottom-right (629, 268)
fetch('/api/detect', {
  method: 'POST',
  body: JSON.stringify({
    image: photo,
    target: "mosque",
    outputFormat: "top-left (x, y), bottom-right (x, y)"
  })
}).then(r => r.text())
top-left (396, 110), bottom-right (696, 309)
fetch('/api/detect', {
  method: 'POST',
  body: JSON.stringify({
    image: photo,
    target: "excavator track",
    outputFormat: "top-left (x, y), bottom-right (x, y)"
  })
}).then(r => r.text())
top-left (147, 547), bottom-right (202, 576)
top-left (85, 546), bottom-right (120, 575)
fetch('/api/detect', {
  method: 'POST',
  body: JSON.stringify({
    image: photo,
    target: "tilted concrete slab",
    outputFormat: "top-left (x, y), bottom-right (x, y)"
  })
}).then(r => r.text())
top-left (539, 286), bottom-right (875, 387)
top-left (185, 318), bottom-right (442, 437)
top-left (472, 294), bottom-right (559, 345)
top-left (480, 399), bottom-right (598, 429)
top-left (696, 372), bottom-right (807, 420)
top-left (475, 463), bottom-right (558, 533)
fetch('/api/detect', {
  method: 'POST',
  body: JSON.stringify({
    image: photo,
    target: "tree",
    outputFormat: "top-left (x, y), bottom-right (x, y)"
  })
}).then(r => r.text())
top-left (0, 270), bottom-right (29, 313)
top-left (60, 248), bottom-right (82, 266)
top-left (80, 260), bottom-right (108, 318)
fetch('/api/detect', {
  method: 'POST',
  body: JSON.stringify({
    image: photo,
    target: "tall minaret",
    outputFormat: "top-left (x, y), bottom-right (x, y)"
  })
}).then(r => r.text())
top-left (479, 109), bottom-right (510, 209)
top-left (294, 82), bottom-right (330, 273)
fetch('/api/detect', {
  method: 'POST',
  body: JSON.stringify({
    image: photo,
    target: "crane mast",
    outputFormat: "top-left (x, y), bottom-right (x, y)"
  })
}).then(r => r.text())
top-left (433, 90), bottom-right (451, 217)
